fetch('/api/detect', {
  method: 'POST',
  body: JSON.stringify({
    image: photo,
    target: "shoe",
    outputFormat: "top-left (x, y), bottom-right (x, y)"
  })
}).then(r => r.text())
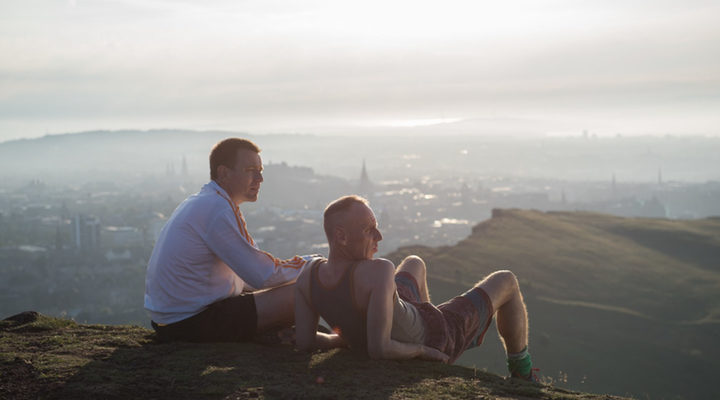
top-left (510, 368), bottom-right (540, 383)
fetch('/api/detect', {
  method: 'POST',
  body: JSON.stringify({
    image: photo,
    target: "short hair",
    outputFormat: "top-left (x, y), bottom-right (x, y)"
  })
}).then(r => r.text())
top-left (209, 138), bottom-right (261, 180)
top-left (323, 195), bottom-right (369, 241)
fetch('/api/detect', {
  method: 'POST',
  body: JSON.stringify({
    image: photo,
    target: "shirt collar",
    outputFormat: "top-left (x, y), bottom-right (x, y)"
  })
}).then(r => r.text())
top-left (206, 180), bottom-right (233, 202)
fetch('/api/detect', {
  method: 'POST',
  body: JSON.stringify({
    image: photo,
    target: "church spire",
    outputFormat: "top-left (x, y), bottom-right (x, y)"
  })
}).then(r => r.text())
top-left (359, 159), bottom-right (373, 196)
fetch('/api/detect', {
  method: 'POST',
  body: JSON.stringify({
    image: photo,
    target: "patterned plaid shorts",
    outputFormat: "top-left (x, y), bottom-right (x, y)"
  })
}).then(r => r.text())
top-left (395, 271), bottom-right (494, 364)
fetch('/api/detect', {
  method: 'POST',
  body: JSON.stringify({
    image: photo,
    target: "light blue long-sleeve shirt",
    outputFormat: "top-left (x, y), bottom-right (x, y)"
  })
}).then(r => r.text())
top-left (144, 181), bottom-right (315, 324)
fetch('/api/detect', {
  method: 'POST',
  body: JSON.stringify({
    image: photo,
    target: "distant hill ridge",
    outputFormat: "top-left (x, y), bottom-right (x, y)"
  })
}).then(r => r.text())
top-left (0, 129), bottom-right (252, 144)
top-left (0, 129), bottom-right (327, 181)
top-left (4, 128), bottom-right (720, 184)
top-left (386, 208), bottom-right (720, 399)
top-left (391, 208), bottom-right (720, 322)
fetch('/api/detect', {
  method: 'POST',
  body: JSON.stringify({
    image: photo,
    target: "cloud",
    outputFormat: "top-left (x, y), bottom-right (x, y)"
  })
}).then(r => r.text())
top-left (0, 0), bottom-right (719, 140)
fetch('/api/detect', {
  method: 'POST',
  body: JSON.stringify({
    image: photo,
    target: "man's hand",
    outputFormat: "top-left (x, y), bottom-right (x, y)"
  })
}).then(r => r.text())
top-left (419, 345), bottom-right (450, 363)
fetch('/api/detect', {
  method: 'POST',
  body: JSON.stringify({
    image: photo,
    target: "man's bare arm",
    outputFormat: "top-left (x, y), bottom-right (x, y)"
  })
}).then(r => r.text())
top-left (294, 266), bottom-right (346, 351)
top-left (365, 260), bottom-right (449, 362)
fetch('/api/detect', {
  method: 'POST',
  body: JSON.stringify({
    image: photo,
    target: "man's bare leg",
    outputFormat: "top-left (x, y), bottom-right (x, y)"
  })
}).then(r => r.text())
top-left (396, 255), bottom-right (431, 302)
top-left (253, 282), bottom-right (296, 332)
top-left (477, 270), bottom-right (528, 354)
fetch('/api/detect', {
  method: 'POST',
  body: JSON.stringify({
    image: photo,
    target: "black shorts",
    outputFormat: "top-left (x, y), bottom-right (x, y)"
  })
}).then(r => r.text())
top-left (151, 293), bottom-right (258, 343)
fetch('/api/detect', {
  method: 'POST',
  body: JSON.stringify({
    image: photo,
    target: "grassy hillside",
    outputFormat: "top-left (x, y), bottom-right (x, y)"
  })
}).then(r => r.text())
top-left (0, 312), bottom-right (625, 400)
top-left (386, 209), bottom-right (720, 400)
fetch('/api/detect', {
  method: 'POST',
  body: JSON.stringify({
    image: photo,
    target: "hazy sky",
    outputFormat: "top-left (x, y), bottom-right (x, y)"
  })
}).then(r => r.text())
top-left (1, 0), bottom-right (719, 142)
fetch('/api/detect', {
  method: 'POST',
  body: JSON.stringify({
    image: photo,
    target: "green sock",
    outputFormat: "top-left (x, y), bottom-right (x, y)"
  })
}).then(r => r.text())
top-left (507, 346), bottom-right (532, 377)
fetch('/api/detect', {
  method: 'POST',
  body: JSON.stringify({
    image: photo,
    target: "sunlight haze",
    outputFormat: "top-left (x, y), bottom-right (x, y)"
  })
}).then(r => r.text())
top-left (1, 0), bottom-right (719, 141)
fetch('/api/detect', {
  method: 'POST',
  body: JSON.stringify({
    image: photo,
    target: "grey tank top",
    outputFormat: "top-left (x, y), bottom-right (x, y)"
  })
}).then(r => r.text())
top-left (309, 260), bottom-right (426, 352)
top-left (310, 260), bottom-right (368, 349)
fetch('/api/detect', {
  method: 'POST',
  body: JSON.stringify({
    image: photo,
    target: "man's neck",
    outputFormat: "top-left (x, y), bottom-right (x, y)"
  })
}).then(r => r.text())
top-left (211, 180), bottom-right (241, 205)
top-left (326, 250), bottom-right (369, 269)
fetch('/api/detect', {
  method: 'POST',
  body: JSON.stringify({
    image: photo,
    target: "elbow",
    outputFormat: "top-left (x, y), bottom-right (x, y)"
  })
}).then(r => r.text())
top-left (367, 343), bottom-right (389, 360)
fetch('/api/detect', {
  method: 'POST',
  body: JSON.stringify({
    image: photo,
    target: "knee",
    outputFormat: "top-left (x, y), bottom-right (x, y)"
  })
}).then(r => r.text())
top-left (403, 255), bottom-right (425, 266)
top-left (487, 270), bottom-right (519, 290)
top-left (401, 255), bottom-right (426, 273)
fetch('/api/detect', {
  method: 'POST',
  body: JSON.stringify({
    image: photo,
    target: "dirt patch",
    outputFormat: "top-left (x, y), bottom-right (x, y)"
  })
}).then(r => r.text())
top-left (0, 356), bottom-right (43, 400)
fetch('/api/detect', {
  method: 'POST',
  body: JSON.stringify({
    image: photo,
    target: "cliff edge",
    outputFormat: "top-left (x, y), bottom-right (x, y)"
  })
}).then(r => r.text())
top-left (1, 311), bottom-right (626, 399)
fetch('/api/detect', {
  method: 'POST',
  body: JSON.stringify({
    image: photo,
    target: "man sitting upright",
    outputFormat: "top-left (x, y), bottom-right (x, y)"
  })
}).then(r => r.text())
top-left (295, 195), bottom-right (536, 380)
top-left (145, 138), bottom-right (316, 343)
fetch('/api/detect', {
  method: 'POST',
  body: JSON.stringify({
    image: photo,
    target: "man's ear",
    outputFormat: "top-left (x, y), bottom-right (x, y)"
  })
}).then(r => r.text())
top-left (216, 165), bottom-right (230, 182)
top-left (335, 226), bottom-right (348, 246)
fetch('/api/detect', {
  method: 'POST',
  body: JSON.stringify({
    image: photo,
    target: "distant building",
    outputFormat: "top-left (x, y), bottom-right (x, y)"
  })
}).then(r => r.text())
top-left (103, 226), bottom-right (143, 248)
top-left (181, 155), bottom-right (189, 177)
top-left (358, 159), bottom-right (373, 197)
top-left (55, 223), bottom-right (63, 251)
top-left (105, 249), bottom-right (133, 262)
top-left (21, 179), bottom-right (46, 196)
top-left (73, 214), bottom-right (101, 251)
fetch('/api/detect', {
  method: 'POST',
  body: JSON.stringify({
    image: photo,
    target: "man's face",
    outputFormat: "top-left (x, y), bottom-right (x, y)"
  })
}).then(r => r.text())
top-left (343, 202), bottom-right (383, 260)
top-left (220, 149), bottom-right (264, 204)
